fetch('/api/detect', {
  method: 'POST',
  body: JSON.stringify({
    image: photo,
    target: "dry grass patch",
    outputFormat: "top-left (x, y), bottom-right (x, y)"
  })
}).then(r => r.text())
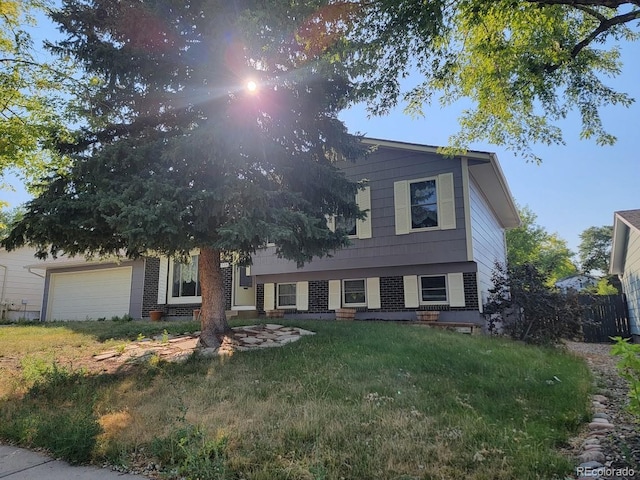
top-left (0, 320), bottom-right (591, 479)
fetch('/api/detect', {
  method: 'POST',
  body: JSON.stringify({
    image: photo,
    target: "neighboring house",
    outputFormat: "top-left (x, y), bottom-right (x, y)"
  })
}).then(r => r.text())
top-left (29, 138), bottom-right (520, 324)
top-left (555, 274), bottom-right (598, 293)
top-left (0, 247), bottom-right (87, 320)
top-left (0, 247), bottom-right (47, 320)
top-left (610, 209), bottom-right (640, 339)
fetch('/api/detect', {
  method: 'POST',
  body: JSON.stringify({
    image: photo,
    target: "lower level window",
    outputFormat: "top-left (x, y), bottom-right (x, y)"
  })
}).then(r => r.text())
top-left (277, 283), bottom-right (297, 308)
top-left (172, 255), bottom-right (201, 298)
top-left (420, 275), bottom-right (447, 303)
top-left (343, 279), bottom-right (366, 306)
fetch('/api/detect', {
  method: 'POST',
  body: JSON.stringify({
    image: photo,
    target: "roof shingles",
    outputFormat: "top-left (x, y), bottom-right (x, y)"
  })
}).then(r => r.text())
top-left (616, 209), bottom-right (640, 231)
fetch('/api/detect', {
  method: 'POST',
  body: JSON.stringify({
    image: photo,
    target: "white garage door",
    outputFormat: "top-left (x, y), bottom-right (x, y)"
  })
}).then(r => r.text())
top-left (47, 267), bottom-right (132, 321)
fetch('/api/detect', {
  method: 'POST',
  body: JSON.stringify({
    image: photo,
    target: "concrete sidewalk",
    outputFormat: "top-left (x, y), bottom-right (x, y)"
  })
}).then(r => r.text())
top-left (0, 445), bottom-right (147, 479)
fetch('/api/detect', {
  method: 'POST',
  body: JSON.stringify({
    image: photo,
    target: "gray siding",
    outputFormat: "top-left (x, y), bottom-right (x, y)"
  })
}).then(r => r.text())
top-left (469, 174), bottom-right (507, 309)
top-left (622, 227), bottom-right (640, 335)
top-left (251, 146), bottom-right (468, 275)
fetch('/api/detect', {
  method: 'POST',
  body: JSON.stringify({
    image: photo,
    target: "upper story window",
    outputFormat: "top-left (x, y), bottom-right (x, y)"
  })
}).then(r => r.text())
top-left (410, 179), bottom-right (438, 229)
top-left (170, 255), bottom-right (201, 301)
top-left (335, 215), bottom-right (357, 237)
top-left (394, 173), bottom-right (456, 235)
top-left (326, 185), bottom-right (372, 240)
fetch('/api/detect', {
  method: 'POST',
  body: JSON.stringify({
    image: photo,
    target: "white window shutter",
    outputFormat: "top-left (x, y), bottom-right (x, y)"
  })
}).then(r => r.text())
top-left (403, 275), bottom-right (419, 308)
top-left (394, 180), bottom-right (410, 235)
top-left (357, 186), bottom-right (372, 239)
top-left (264, 283), bottom-right (275, 311)
top-left (157, 257), bottom-right (169, 304)
top-left (296, 281), bottom-right (309, 311)
top-left (448, 273), bottom-right (466, 307)
top-left (438, 173), bottom-right (456, 230)
top-left (367, 277), bottom-right (381, 309)
top-left (328, 280), bottom-right (341, 310)
top-left (326, 215), bottom-right (336, 232)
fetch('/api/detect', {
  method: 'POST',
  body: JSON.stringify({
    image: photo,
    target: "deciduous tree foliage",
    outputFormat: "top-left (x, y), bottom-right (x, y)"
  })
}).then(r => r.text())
top-left (578, 225), bottom-right (613, 273)
top-left (2, 0), bottom-right (367, 347)
top-left (0, 0), bottom-right (73, 183)
top-left (315, 0), bottom-right (638, 161)
top-left (506, 205), bottom-right (578, 284)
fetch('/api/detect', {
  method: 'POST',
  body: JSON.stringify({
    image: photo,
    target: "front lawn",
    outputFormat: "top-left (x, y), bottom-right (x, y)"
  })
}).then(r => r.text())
top-left (0, 319), bottom-right (591, 479)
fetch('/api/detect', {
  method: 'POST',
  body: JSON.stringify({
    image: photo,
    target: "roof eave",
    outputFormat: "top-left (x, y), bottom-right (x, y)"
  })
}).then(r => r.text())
top-left (610, 213), bottom-right (628, 275)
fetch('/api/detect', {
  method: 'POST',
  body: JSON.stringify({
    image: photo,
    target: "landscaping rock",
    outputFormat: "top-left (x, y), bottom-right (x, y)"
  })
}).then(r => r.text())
top-left (90, 324), bottom-right (315, 369)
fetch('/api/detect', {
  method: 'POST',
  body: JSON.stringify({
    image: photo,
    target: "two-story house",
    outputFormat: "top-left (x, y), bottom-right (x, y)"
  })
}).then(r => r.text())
top-left (139, 138), bottom-right (520, 324)
top-left (31, 138), bottom-right (518, 323)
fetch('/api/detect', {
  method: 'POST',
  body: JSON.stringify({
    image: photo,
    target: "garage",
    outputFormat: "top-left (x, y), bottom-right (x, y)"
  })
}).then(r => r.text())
top-left (47, 267), bottom-right (133, 321)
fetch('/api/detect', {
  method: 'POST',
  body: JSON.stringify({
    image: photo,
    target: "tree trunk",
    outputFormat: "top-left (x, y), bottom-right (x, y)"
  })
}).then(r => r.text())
top-left (198, 246), bottom-right (230, 348)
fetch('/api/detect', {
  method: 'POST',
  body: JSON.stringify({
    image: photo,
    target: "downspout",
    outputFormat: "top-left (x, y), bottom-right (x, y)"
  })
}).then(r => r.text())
top-left (27, 266), bottom-right (46, 278)
top-left (26, 267), bottom-right (46, 322)
top-left (0, 264), bottom-right (7, 319)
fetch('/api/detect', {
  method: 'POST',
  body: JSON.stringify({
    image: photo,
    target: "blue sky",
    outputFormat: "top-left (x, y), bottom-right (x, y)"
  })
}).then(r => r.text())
top-left (3, 9), bottom-right (639, 256)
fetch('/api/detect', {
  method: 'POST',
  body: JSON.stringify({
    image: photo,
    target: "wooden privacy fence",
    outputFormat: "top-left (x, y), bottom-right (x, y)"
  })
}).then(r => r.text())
top-left (579, 294), bottom-right (631, 343)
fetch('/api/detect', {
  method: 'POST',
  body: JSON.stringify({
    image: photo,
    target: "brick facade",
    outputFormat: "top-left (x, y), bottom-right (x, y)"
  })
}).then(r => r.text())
top-left (142, 258), bottom-right (232, 318)
top-left (142, 257), bottom-right (160, 317)
top-left (144, 259), bottom-right (479, 318)
top-left (257, 273), bottom-right (480, 315)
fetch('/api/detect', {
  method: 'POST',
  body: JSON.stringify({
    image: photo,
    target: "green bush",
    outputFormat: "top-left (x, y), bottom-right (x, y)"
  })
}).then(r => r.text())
top-left (611, 337), bottom-right (640, 418)
top-left (484, 262), bottom-right (582, 344)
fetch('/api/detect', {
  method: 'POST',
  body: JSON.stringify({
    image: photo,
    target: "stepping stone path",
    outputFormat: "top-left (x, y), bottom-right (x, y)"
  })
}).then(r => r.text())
top-left (92, 324), bottom-right (315, 369)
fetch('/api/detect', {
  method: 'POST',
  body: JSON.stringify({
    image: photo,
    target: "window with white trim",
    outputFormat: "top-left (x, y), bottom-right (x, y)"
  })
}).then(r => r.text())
top-left (419, 275), bottom-right (447, 303)
top-left (277, 283), bottom-right (297, 308)
top-left (343, 279), bottom-right (366, 307)
top-left (394, 173), bottom-right (455, 235)
top-left (171, 255), bottom-right (201, 300)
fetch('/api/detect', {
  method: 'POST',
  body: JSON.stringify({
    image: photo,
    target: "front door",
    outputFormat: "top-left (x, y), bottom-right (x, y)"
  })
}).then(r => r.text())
top-left (233, 266), bottom-right (255, 309)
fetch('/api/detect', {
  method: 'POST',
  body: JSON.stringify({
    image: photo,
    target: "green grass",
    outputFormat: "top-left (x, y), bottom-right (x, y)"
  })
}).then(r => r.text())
top-left (0, 319), bottom-right (591, 479)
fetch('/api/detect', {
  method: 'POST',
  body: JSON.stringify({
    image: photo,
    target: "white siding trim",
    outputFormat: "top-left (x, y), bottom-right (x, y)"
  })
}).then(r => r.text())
top-left (438, 172), bottom-right (456, 230)
top-left (264, 283), bottom-right (275, 311)
top-left (357, 186), bottom-right (372, 239)
top-left (448, 273), bottom-right (466, 307)
top-left (461, 158), bottom-right (473, 261)
top-left (366, 277), bottom-right (381, 309)
top-left (403, 275), bottom-right (419, 308)
top-left (328, 280), bottom-right (341, 310)
top-left (394, 181), bottom-right (410, 235)
top-left (296, 281), bottom-right (309, 311)
top-left (157, 257), bottom-right (168, 304)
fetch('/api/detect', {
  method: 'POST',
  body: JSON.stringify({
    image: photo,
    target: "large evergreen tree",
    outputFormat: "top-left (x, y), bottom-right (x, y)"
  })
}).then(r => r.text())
top-left (2, 0), bottom-right (367, 348)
